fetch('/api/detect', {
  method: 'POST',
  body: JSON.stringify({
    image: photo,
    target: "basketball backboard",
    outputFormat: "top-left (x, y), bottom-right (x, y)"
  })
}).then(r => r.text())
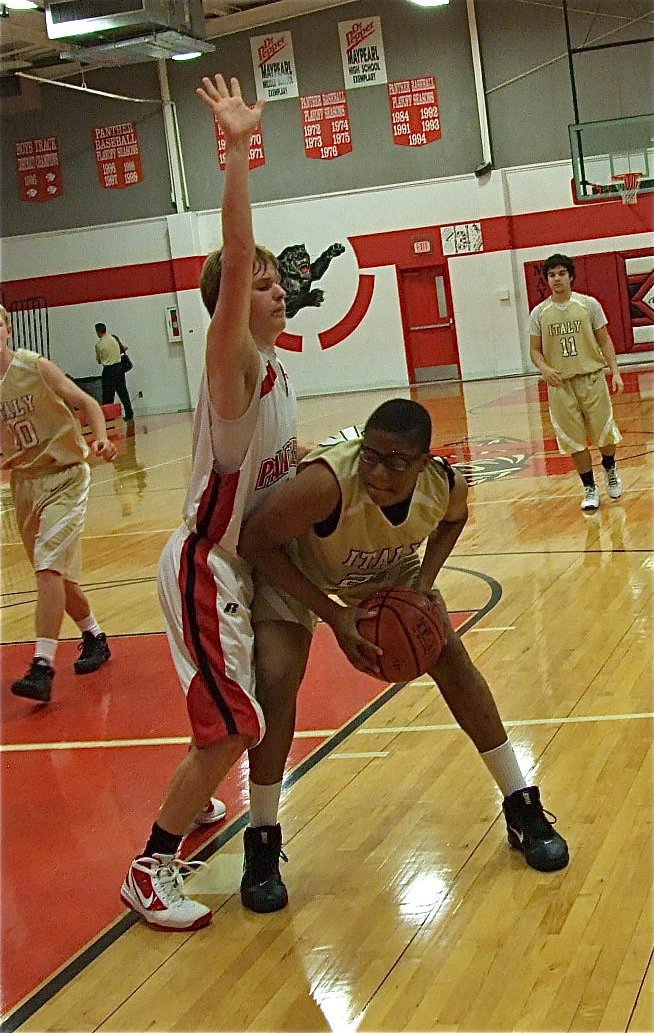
top-left (569, 113), bottom-right (654, 203)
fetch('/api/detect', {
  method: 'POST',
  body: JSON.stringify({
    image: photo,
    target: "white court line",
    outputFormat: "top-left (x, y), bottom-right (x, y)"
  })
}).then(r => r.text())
top-left (2, 713), bottom-right (651, 754)
top-left (467, 626), bottom-right (516, 632)
top-left (471, 486), bottom-right (647, 505)
top-left (357, 712), bottom-right (654, 733)
top-left (1, 528), bottom-right (177, 545)
top-left (91, 454), bottom-right (189, 489)
top-left (328, 752), bottom-right (389, 760)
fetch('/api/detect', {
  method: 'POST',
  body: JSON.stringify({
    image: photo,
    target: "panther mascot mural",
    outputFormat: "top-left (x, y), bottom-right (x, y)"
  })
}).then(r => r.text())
top-left (277, 242), bottom-right (346, 318)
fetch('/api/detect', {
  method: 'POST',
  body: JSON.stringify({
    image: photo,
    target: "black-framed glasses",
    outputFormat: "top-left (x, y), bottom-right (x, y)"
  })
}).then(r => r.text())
top-left (359, 444), bottom-right (425, 472)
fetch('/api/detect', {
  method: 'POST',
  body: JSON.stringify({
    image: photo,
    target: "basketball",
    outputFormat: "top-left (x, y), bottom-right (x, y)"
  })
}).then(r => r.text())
top-left (357, 587), bottom-right (447, 683)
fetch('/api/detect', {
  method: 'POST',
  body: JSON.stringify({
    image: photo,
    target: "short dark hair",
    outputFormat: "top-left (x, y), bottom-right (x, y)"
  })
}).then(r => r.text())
top-left (542, 253), bottom-right (575, 281)
top-left (95, 322), bottom-right (107, 334)
top-left (364, 399), bottom-right (432, 453)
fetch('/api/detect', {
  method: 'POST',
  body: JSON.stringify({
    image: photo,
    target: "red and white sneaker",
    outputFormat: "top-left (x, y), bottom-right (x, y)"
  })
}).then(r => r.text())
top-left (120, 854), bottom-right (212, 932)
top-left (187, 797), bottom-right (227, 834)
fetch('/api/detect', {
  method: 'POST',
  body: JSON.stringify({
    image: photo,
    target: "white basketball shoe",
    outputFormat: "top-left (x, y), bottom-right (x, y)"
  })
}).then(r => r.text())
top-left (120, 854), bottom-right (211, 932)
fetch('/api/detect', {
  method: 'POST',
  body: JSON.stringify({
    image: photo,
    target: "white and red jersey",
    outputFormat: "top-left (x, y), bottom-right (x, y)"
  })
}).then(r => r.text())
top-left (182, 350), bottom-right (297, 555)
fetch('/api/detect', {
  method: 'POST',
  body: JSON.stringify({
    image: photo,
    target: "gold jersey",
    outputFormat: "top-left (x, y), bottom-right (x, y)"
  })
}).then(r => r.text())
top-left (293, 439), bottom-right (451, 600)
top-left (0, 349), bottom-right (88, 474)
top-left (534, 293), bottom-right (606, 378)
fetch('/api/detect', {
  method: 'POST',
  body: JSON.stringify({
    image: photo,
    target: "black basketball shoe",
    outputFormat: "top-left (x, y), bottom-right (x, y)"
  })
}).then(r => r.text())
top-left (240, 824), bottom-right (288, 913)
top-left (11, 657), bottom-right (54, 703)
top-left (74, 632), bottom-right (111, 674)
top-left (503, 786), bottom-right (569, 872)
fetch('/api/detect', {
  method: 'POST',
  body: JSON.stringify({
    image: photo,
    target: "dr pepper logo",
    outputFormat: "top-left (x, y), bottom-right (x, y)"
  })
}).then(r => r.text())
top-left (346, 20), bottom-right (375, 51)
top-left (257, 35), bottom-right (286, 66)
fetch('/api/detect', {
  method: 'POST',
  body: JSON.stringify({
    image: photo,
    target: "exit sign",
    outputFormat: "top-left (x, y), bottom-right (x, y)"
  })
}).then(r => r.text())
top-left (412, 239), bottom-right (432, 254)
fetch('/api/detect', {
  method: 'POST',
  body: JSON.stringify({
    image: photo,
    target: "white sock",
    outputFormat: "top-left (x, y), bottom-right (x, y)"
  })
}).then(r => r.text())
top-left (78, 614), bottom-right (102, 637)
top-left (249, 780), bottom-right (282, 828)
top-left (35, 638), bottom-right (58, 665)
top-left (480, 739), bottom-right (528, 798)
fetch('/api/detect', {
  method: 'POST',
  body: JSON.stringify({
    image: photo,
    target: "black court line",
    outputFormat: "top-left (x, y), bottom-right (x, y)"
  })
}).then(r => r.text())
top-left (0, 576), bottom-right (158, 609)
top-left (0, 566), bottom-right (502, 1032)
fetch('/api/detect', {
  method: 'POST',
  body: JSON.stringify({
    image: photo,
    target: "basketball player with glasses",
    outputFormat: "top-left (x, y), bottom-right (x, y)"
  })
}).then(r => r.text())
top-left (529, 253), bottom-right (624, 512)
top-left (239, 399), bottom-right (569, 890)
top-left (120, 74), bottom-right (313, 932)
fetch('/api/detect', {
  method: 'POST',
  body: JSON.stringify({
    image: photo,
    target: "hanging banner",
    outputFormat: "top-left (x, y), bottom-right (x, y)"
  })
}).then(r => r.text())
top-left (338, 16), bottom-right (387, 89)
top-left (250, 31), bottom-right (299, 101)
top-left (301, 91), bottom-right (352, 161)
top-left (93, 122), bottom-right (144, 189)
top-left (388, 77), bottom-right (441, 147)
top-left (15, 137), bottom-right (63, 203)
top-left (214, 111), bottom-right (266, 171)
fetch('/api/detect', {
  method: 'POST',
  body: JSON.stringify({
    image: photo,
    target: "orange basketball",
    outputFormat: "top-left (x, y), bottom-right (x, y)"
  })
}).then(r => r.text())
top-left (357, 587), bottom-right (447, 683)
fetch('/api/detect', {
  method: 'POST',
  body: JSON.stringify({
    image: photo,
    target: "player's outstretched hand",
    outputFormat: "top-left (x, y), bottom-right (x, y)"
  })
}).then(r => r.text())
top-left (196, 74), bottom-right (264, 143)
top-left (91, 438), bottom-right (117, 462)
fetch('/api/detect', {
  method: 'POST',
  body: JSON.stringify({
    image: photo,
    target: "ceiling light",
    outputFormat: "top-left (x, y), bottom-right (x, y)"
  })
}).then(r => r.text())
top-left (171, 51), bottom-right (203, 61)
top-left (407, 0), bottom-right (450, 7)
top-left (3, 0), bottom-right (40, 9)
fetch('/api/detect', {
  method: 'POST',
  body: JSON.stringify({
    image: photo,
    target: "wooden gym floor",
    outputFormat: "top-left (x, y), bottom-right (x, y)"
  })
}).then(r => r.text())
top-left (1, 370), bottom-right (652, 1032)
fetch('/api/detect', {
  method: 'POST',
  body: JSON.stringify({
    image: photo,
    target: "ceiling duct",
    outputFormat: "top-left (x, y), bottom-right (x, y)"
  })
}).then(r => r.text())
top-left (44, 0), bottom-right (215, 63)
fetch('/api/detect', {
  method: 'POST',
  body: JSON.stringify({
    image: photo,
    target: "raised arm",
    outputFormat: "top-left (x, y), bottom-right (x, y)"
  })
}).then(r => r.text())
top-left (196, 74), bottom-right (265, 419)
top-left (39, 359), bottom-right (116, 461)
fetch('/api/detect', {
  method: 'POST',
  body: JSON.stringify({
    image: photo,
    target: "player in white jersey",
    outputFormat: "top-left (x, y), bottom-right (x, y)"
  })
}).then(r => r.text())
top-left (120, 75), bottom-right (312, 932)
top-left (529, 253), bottom-right (624, 512)
top-left (240, 400), bottom-right (569, 879)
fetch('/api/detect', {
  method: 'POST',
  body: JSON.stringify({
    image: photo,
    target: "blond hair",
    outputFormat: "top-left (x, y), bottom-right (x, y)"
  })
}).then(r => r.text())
top-left (199, 245), bottom-right (279, 316)
top-left (0, 304), bottom-right (11, 329)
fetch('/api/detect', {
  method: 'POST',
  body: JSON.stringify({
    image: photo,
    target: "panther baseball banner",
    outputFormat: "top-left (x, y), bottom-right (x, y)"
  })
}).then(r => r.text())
top-left (301, 91), bottom-right (352, 161)
top-left (214, 111), bottom-right (265, 171)
top-left (15, 137), bottom-right (63, 203)
top-left (93, 122), bottom-right (144, 189)
top-left (388, 77), bottom-right (441, 147)
top-left (250, 31), bottom-right (299, 101)
top-left (338, 16), bottom-right (387, 89)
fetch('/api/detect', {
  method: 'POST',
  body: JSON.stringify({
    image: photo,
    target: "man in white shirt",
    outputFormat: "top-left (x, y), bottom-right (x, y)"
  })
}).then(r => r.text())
top-left (94, 322), bottom-right (134, 421)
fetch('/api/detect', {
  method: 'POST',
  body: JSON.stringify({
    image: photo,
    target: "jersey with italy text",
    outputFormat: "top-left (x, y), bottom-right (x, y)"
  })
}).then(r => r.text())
top-left (529, 292), bottom-right (607, 378)
top-left (294, 438), bottom-right (451, 599)
top-left (182, 351), bottom-right (297, 555)
top-left (0, 349), bottom-right (88, 475)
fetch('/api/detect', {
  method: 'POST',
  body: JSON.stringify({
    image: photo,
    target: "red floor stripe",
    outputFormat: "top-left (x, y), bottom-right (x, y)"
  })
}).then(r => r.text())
top-left (1, 613), bottom-right (473, 1016)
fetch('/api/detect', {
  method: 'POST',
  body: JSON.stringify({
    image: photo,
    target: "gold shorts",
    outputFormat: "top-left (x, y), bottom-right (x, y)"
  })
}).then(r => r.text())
top-left (548, 371), bottom-right (622, 455)
top-left (11, 463), bottom-right (90, 580)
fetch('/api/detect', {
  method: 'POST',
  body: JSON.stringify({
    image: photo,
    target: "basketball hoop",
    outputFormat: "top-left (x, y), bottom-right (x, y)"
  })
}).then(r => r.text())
top-left (611, 171), bottom-right (643, 205)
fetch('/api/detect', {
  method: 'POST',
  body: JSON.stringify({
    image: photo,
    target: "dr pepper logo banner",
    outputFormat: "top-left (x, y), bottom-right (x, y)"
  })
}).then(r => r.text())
top-left (93, 122), bottom-right (144, 190)
top-left (301, 91), bottom-right (352, 160)
top-left (250, 31), bottom-right (299, 101)
top-left (338, 16), bottom-right (387, 89)
top-left (214, 108), bottom-right (265, 170)
top-left (15, 137), bottom-right (63, 202)
top-left (388, 77), bottom-right (441, 148)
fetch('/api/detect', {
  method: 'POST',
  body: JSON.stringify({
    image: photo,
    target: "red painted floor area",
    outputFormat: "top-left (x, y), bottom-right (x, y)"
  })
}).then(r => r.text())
top-left (1, 616), bottom-right (470, 1016)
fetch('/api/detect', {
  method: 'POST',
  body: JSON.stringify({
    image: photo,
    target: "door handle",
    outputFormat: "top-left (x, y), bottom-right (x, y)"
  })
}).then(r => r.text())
top-left (410, 322), bottom-right (452, 330)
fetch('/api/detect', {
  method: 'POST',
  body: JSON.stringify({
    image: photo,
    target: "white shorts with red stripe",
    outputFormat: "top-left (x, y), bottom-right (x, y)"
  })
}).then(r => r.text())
top-left (157, 525), bottom-right (265, 748)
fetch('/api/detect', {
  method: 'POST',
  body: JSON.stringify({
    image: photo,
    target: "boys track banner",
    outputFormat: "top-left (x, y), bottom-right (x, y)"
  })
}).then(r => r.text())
top-left (15, 136), bottom-right (63, 203)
